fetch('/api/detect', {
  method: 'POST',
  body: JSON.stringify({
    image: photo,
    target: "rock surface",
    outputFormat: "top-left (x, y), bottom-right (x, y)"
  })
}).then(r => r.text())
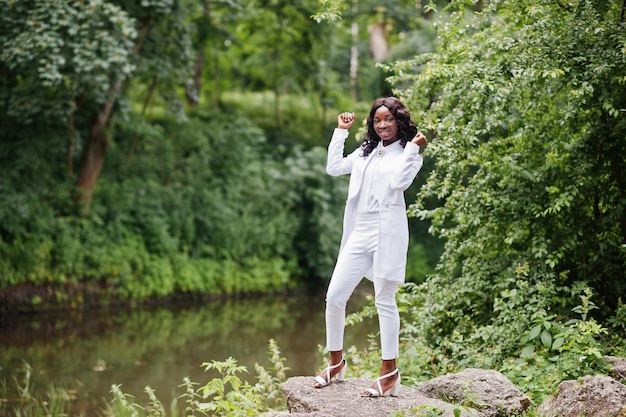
top-left (415, 368), bottom-right (531, 417)
top-left (280, 376), bottom-right (479, 416)
top-left (537, 375), bottom-right (626, 417)
top-left (271, 361), bottom-right (626, 417)
top-left (608, 356), bottom-right (626, 381)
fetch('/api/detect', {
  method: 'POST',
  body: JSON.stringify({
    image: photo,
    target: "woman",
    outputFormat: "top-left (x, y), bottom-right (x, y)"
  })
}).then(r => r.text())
top-left (313, 97), bottom-right (427, 397)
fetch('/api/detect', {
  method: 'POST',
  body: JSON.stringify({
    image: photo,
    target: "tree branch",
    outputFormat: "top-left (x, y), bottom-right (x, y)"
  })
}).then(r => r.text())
top-left (554, 0), bottom-right (573, 14)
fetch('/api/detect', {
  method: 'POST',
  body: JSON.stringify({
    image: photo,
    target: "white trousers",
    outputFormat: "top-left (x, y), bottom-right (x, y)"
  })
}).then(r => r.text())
top-left (325, 213), bottom-right (400, 360)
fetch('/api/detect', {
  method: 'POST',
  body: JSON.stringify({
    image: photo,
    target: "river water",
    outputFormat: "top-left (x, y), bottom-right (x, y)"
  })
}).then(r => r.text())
top-left (0, 286), bottom-right (376, 416)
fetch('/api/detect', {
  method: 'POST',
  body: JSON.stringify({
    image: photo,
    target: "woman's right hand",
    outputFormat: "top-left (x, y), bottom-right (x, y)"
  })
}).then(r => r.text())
top-left (337, 112), bottom-right (355, 129)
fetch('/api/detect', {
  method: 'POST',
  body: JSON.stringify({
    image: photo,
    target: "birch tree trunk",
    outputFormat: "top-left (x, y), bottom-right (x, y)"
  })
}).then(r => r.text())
top-left (350, 0), bottom-right (359, 102)
top-left (368, 21), bottom-right (388, 62)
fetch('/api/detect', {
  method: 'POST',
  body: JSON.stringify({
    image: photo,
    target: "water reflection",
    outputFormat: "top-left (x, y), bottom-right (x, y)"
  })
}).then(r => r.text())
top-left (0, 287), bottom-right (376, 415)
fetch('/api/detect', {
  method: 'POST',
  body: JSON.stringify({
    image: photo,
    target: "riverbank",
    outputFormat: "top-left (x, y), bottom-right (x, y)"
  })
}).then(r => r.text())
top-left (0, 280), bottom-right (306, 315)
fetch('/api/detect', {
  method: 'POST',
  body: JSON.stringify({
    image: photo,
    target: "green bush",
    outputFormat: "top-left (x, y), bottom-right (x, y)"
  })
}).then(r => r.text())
top-left (0, 112), bottom-right (307, 304)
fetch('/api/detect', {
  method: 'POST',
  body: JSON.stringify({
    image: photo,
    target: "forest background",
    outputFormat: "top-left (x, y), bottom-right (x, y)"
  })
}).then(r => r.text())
top-left (0, 0), bottom-right (442, 309)
top-left (1, 0), bottom-right (626, 413)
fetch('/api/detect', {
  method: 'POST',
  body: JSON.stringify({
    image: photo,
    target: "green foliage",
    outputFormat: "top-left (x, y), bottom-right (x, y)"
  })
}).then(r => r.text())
top-left (234, 1), bottom-right (321, 94)
top-left (391, 404), bottom-right (478, 417)
top-left (0, 362), bottom-right (77, 417)
top-left (342, 278), bottom-right (611, 400)
top-left (0, 113), bottom-right (307, 303)
top-left (282, 146), bottom-right (348, 286)
top-left (2, 340), bottom-right (289, 417)
top-left (607, 298), bottom-right (626, 351)
top-left (499, 287), bottom-right (611, 401)
top-left (105, 340), bottom-right (288, 417)
top-left (0, 0), bottom-right (440, 304)
top-left (312, 0), bottom-right (347, 23)
top-left (0, 0), bottom-right (201, 216)
top-left (2, 102), bottom-right (392, 302)
top-left (405, 242), bottom-right (434, 284)
top-left (222, 91), bottom-right (353, 149)
top-left (0, 0), bottom-right (198, 125)
top-left (187, 359), bottom-right (256, 416)
top-left (0, 0), bottom-right (137, 125)
top-left (376, 0), bottom-right (626, 396)
top-left (107, 385), bottom-right (147, 417)
top-left (383, 281), bottom-right (614, 405)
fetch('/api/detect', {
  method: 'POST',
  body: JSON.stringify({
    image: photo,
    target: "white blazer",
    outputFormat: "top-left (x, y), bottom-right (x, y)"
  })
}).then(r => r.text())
top-left (326, 128), bottom-right (424, 282)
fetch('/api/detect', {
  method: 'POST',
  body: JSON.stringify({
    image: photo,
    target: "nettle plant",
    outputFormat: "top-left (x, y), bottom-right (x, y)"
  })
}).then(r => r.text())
top-left (500, 286), bottom-right (611, 400)
top-left (107, 339), bottom-right (289, 417)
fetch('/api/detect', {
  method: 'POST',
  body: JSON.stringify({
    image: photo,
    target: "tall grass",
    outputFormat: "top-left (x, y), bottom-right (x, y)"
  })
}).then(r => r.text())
top-left (0, 362), bottom-right (79, 417)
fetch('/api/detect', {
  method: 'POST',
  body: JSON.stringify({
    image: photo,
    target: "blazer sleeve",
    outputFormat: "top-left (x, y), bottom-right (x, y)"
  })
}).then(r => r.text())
top-left (326, 128), bottom-right (358, 176)
top-left (389, 141), bottom-right (423, 191)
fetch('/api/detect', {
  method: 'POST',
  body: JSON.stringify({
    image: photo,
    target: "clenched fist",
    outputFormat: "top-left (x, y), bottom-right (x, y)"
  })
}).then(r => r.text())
top-left (337, 112), bottom-right (355, 129)
top-left (412, 132), bottom-right (427, 147)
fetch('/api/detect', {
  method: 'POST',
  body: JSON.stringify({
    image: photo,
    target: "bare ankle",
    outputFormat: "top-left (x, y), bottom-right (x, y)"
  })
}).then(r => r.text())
top-left (329, 350), bottom-right (343, 365)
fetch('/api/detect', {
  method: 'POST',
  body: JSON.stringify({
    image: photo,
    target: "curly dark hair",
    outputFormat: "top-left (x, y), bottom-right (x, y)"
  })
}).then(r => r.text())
top-left (361, 97), bottom-right (418, 158)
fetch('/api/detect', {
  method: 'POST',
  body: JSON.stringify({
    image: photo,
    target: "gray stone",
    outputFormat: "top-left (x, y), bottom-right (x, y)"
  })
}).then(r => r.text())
top-left (537, 375), bottom-right (626, 417)
top-left (415, 368), bottom-right (531, 417)
top-left (607, 356), bottom-right (626, 381)
top-left (281, 376), bottom-right (479, 417)
top-left (273, 364), bottom-right (626, 416)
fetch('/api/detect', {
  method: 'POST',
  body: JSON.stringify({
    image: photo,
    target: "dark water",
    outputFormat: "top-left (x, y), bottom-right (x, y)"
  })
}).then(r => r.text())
top-left (0, 286), bottom-right (376, 416)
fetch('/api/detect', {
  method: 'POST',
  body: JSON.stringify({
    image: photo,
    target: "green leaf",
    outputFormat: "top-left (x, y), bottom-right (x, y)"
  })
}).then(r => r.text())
top-left (540, 330), bottom-right (553, 348)
top-left (529, 325), bottom-right (542, 341)
top-left (521, 345), bottom-right (535, 358)
top-left (551, 337), bottom-right (565, 350)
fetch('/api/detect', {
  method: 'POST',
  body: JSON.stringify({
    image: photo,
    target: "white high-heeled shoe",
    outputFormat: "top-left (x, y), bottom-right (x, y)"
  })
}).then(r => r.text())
top-left (361, 368), bottom-right (401, 397)
top-left (313, 357), bottom-right (347, 388)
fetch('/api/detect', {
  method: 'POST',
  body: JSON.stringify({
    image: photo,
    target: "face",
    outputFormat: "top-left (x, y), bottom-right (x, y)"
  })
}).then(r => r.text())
top-left (373, 106), bottom-right (399, 142)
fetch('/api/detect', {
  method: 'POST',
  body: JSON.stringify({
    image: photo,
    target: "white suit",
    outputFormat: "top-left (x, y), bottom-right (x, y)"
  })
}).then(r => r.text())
top-left (325, 128), bottom-right (423, 359)
top-left (326, 128), bottom-right (424, 283)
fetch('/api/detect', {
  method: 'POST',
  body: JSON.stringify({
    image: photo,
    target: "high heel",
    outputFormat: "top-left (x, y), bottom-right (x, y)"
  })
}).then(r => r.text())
top-left (313, 357), bottom-right (347, 388)
top-left (361, 368), bottom-right (401, 397)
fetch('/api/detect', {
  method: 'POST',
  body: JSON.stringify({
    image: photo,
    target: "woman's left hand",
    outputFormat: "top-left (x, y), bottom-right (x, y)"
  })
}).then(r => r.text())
top-left (412, 132), bottom-right (428, 147)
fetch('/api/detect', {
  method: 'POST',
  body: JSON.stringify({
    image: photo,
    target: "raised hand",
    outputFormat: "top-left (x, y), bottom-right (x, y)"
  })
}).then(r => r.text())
top-left (338, 112), bottom-right (356, 129)
top-left (412, 131), bottom-right (427, 146)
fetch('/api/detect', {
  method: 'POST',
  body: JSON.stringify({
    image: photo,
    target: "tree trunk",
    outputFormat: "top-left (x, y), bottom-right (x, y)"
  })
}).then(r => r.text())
top-left (186, 0), bottom-right (212, 107)
top-left (186, 49), bottom-right (204, 106)
top-left (187, 1), bottom-right (208, 107)
top-left (350, 0), bottom-right (359, 102)
top-left (73, 23), bottom-right (149, 217)
top-left (75, 79), bottom-right (122, 217)
top-left (368, 21), bottom-right (388, 62)
top-left (213, 45), bottom-right (220, 108)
